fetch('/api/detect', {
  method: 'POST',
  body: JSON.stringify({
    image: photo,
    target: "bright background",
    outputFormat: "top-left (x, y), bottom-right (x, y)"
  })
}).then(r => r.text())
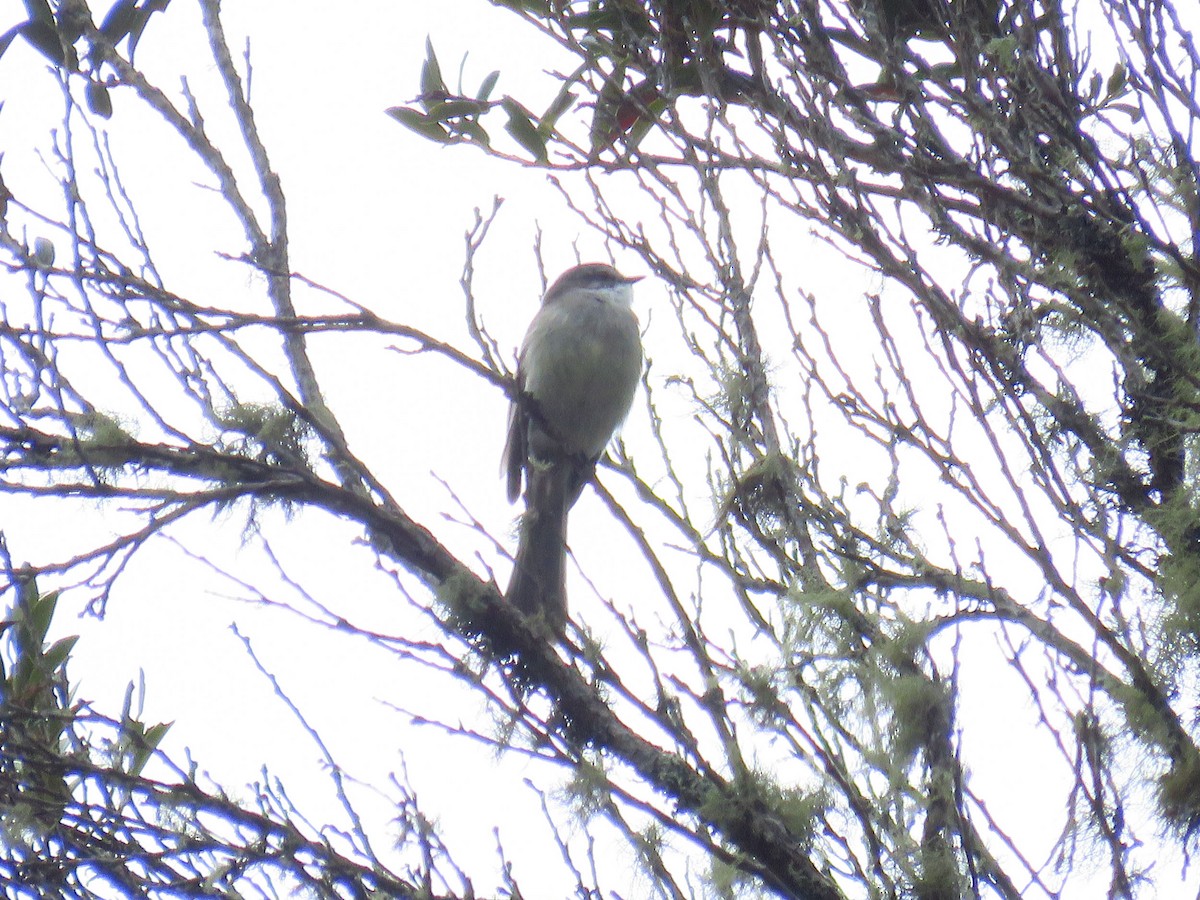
top-left (0, 1), bottom-right (1192, 897)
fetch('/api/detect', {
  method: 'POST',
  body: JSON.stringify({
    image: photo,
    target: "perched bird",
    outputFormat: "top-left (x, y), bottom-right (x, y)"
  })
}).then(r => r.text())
top-left (503, 263), bottom-right (644, 636)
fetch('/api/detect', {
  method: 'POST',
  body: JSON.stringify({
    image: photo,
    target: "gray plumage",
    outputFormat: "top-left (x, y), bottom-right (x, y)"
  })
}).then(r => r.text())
top-left (503, 263), bottom-right (643, 635)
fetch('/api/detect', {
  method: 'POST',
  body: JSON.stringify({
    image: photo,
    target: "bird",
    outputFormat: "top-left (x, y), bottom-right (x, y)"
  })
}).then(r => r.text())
top-left (503, 263), bottom-right (644, 637)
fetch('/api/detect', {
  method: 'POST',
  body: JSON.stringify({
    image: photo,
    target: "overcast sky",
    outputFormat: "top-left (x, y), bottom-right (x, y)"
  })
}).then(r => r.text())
top-left (0, 2), bottom-right (713, 894)
top-left (0, 2), bottom-right (1196, 897)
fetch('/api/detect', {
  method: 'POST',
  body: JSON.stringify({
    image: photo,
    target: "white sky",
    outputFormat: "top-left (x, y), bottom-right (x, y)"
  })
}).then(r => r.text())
top-left (0, 1), bottom-right (1196, 897)
top-left (0, 2), bottom-right (712, 895)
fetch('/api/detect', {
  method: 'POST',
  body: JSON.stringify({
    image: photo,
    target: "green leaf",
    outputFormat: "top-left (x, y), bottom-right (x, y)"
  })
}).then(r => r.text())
top-left (56, 0), bottom-right (92, 44)
top-left (129, 720), bottom-right (173, 776)
top-left (426, 98), bottom-right (490, 120)
top-left (86, 81), bottom-right (113, 118)
top-left (33, 236), bottom-right (55, 268)
top-left (564, 8), bottom-right (621, 30)
top-left (502, 98), bottom-right (547, 163)
top-left (23, 0), bottom-right (53, 27)
top-left (386, 106), bottom-right (452, 143)
top-left (983, 35), bottom-right (1019, 67)
top-left (127, 1), bottom-right (172, 59)
top-left (125, 7), bottom-right (154, 57)
top-left (0, 21), bottom-right (27, 60)
top-left (144, 720), bottom-right (172, 747)
top-left (457, 118), bottom-right (492, 148)
top-left (100, 0), bottom-right (140, 41)
top-left (121, 678), bottom-right (137, 721)
top-left (538, 85), bottom-right (577, 136)
top-left (420, 37), bottom-right (446, 102)
top-left (27, 588), bottom-right (59, 647)
top-left (1106, 102), bottom-right (1143, 122)
top-left (18, 573), bottom-right (39, 609)
top-left (477, 69), bottom-right (500, 102)
top-left (1105, 63), bottom-right (1127, 99)
top-left (491, 0), bottom-right (552, 12)
top-left (41, 635), bottom-right (79, 674)
top-left (20, 18), bottom-right (72, 67)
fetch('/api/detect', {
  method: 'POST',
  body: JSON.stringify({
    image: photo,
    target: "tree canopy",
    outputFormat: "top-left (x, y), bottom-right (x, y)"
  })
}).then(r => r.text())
top-left (2, 0), bottom-right (1199, 897)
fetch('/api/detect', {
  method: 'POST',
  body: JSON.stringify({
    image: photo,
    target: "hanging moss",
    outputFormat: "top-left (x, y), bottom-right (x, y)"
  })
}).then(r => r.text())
top-left (880, 671), bottom-right (950, 766)
top-left (216, 401), bottom-right (313, 469)
top-left (1158, 748), bottom-right (1200, 834)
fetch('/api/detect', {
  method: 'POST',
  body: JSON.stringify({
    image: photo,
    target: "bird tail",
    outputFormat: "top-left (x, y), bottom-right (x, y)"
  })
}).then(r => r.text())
top-left (506, 460), bottom-right (573, 636)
